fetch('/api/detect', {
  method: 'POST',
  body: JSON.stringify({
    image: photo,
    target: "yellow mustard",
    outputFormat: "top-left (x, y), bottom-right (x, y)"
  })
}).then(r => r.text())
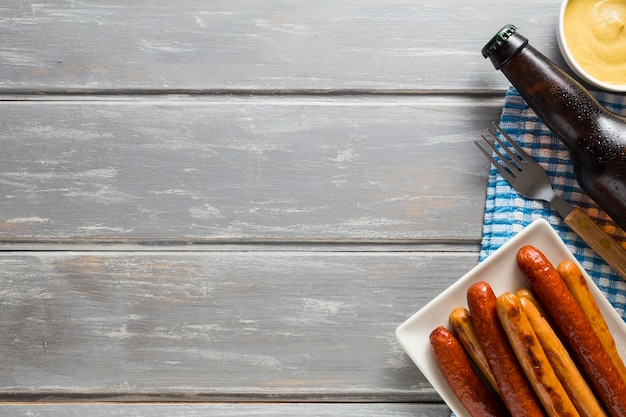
top-left (564, 0), bottom-right (626, 85)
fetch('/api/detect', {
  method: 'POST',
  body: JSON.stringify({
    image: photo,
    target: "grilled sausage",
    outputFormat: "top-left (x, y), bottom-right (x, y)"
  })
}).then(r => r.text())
top-left (449, 307), bottom-right (499, 393)
top-left (557, 260), bottom-right (626, 385)
top-left (467, 281), bottom-right (546, 417)
top-left (517, 245), bottom-right (626, 417)
top-left (515, 287), bottom-right (549, 318)
top-left (429, 326), bottom-right (510, 417)
top-left (520, 295), bottom-right (607, 417)
top-left (497, 292), bottom-right (580, 417)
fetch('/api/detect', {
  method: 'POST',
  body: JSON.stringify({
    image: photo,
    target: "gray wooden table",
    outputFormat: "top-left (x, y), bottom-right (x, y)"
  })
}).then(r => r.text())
top-left (0, 1), bottom-right (572, 415)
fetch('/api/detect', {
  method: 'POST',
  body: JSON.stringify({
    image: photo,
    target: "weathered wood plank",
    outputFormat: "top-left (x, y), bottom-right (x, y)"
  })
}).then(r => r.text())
top-left (0, 97), bottom-right (500, 242)
top-left (0, 0), bottom-right (566, 92)
top-left (0, 251), bottom-right (476, 401)
top-left (0, 403), bottom-right (451, 417)
top-left (0, 0), bottom-right (577, 414)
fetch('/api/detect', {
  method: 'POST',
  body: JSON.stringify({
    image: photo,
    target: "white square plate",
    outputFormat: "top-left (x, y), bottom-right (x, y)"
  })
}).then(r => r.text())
top-left (395, 218), bottom-right (626, 417)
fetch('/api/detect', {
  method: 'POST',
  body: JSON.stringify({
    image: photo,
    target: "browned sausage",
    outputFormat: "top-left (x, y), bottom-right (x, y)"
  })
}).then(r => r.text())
top-left (519, 295), bottom-right (607, 417)
top-left (448, 307), bottom-right (499, 394)
top-left (515, 287), bottom-right (549, 318)
top-left (517, 245), bottom-right (626, 417)
top-left (429, 326), bottom-right (510, 417)
top-left (497, 292), bottom-right (580, 417)
top-left (467, 281), bottom-right (546, 417)
top-left (557, 260), bottom-right (626, 385)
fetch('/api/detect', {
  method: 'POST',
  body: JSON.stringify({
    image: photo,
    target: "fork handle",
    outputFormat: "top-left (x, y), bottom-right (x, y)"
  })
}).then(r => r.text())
top-left (564, 207), bottom-right (626, 280)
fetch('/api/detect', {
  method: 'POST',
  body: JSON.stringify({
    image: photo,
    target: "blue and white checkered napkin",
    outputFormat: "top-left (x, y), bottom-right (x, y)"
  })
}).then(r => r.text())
top-left (480, 86), bottom-right (626, 321)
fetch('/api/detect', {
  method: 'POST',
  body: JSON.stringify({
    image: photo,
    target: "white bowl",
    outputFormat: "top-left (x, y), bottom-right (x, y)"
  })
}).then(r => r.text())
top-left (395, 219), bottom-right (626, 417)
top-left (557, 0), bottom-right (626, 92)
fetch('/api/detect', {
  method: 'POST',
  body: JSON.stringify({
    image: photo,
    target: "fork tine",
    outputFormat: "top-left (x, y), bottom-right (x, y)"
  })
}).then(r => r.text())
top-left (491, 123), bottom-right (535, 165)
top-left (474, 136), bottom-right (517, 184)
top-left (485, 128), bottom-right (525, 173)
top-left (480, 130), bottom-right (522, 177)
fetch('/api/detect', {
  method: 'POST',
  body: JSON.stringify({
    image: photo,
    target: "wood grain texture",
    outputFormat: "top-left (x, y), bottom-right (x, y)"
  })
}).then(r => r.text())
top-left (0, 97), bottom-right (500, 242)
top-left (0, 403), bottom-right (452, 417)
top-left (0, 1), bottom-right (575, 414)
top-left (0, 0), bottom-right (567, 92)
top-left (0, 251), bottom-right (474, 401)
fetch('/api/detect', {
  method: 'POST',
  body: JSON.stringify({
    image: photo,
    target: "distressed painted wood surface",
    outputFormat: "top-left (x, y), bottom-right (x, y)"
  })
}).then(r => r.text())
top-left (0, 0), bottom-right (567, 92)
top-left (0, 251), bottom-right (474, 401)
top-left (0, 97), bottom-right (500, 242)
top-left (0, 403), bottom-right (452, 417)
top-left (0, 0), bottom-right (578, 415)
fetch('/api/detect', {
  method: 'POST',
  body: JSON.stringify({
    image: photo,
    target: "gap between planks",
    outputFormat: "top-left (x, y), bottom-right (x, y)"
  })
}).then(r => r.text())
top-left (0, 240), bottom-right (479, 253)
top-left (0, 90), bottom-right (507, 105)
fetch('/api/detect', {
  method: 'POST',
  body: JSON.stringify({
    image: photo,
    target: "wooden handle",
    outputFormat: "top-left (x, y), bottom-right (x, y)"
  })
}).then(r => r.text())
top-left (564, 207), bottom-right (626, 280)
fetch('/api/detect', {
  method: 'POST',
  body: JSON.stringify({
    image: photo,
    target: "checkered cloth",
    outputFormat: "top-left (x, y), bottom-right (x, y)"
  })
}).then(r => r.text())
top-left (480, 86), bottom-right (626, 320)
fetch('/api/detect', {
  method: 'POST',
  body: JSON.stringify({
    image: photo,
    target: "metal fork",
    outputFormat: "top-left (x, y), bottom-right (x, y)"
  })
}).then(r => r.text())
top-left (476, 123), bottom-right (626, 279)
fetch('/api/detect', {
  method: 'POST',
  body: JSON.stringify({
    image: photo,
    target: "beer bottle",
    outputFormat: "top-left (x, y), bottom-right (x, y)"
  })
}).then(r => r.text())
top-left (482, 24), bottom-right (626, 232)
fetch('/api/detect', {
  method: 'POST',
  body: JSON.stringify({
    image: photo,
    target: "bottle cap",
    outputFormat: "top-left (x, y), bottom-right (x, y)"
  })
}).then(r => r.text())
top-left (482, 24), bottom-right (529, 69)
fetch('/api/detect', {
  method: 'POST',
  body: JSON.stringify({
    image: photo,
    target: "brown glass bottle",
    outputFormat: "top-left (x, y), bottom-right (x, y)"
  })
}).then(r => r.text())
top-left (482, 24), bottom-right (626, 232)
